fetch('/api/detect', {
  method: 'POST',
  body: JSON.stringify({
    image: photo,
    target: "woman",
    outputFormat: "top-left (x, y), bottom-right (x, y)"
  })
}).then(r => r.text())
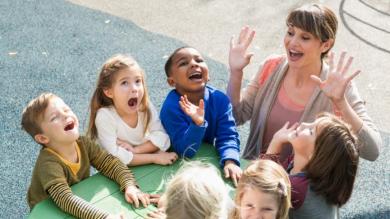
top-left (227, 3), bottom-right (381, 161)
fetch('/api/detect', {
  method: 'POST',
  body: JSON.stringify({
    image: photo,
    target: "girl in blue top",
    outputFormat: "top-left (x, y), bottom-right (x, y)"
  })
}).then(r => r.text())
top-left (160, 47), bottom-right (242, 186)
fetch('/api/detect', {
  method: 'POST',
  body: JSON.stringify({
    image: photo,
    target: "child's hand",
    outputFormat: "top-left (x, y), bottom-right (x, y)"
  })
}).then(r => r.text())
top-left (229, 26), bottom-right (256, 73)
top-left (224, 160), bottom-right (242, 187)
top-left (106, 213), bottom-right (126, 219)
top-left (267, 122), bottom-right (299, 154)
top-left (149, 193), bottom-right (161, 206)
top-left (124, 186), bottom-right (150, 208)
top-left (117, 138), bottom-right (136, 153)
top-left (179, 95), bottom-right (204, 126)
top-left (153, 151), bottom-right (178, 165)
top-left (273, 122), bottom-right (299, 143)
top-left (147, 209), bottom-right (166, 219)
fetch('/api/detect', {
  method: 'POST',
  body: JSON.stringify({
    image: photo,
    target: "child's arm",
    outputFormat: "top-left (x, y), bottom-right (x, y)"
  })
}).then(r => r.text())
top-left (213, 93), bottom-right (242, 185)
top-left (116, 138), bottom-right (157, 154)
top-left (95, 108), bottom-right (133, 164)
top-left (266, 122), bottom-right (298, 154)
top-left (47, 182), bottom-right (110, 219)
top-left (142, 103), bottom-right (171, 152)
top-left (214, 93), bottom-right (240, 166)
top-left (86, 138), bottom-right (149, 207)
top-left (117, 103), bottom-right (170, 154)
top-left (128, 151), bottom-right (178, 166)
top-left (160, 94), bottom-right (207, 158)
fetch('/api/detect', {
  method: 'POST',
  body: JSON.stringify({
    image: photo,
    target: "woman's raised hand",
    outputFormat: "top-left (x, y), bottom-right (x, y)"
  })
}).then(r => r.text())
top-left (311, 51), bottom-right (360, 105)
top-left (229, 26), bottom-right (256, 73)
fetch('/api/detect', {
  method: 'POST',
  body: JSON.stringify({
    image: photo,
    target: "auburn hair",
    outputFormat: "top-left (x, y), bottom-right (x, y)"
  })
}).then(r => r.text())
top-left (305, 113), bottom-right (359, 206)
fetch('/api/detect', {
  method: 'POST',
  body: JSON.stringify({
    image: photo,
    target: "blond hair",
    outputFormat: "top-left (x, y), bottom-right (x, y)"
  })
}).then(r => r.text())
top-left (162, 161), bottom-right (230, 219)
top-left (87, 54), bottom-right (151, 139)
top-left (231, 159), bottom-right (291, 219)
top-left (21, 93), bottom-right (57, 145)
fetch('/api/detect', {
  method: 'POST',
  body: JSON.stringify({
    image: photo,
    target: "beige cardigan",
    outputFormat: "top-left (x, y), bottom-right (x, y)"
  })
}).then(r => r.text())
top-left (232, 55), bottom-right (382, 161)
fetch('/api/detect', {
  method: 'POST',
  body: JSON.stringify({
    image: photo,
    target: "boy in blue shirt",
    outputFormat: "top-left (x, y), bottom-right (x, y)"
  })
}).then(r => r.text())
top-left (160, 46), bottom-right (242, 186)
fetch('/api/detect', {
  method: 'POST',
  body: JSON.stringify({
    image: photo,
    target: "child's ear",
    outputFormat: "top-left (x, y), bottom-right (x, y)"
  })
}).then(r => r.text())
top-left (103, 88), bottom-right (113, 98)
top-left (34, 134), bottom-right (49, 145)
top-left (167, 77), bottom-right (176, 87)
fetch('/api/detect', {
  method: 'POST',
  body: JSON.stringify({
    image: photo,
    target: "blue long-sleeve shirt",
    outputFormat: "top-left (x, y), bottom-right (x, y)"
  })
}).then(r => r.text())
top-left (160, 85), bottom-right (240, 166)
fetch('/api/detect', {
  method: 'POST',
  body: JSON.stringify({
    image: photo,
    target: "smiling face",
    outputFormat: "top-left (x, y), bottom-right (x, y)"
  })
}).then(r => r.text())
top-left (35, 97), bottom-right (79, 147)
top-left (239, 187), bottom-right (279, 219)
top-left (167, 47), bottom-right (209, 94)
top-left (103, 66), bottom-right (145, 117)
top-left (284, 25), bottom-right (331, 69)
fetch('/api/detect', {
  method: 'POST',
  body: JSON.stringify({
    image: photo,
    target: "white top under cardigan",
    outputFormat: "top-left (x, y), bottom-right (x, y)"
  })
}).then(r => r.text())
top-left (95, 104), bottom-right (170, 164)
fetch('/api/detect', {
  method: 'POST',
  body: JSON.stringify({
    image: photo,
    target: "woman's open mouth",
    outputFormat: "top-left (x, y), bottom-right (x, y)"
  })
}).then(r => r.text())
top-left (128, 98), bottom-right (138, 107)
top-left (64, 122), bottom-right (75, 131)
top-left (289, 50), bottom-right (303, 61)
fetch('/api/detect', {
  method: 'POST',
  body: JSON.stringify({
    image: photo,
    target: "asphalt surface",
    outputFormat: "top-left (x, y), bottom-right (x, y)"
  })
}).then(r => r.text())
top-left (0, 0), bottom-right (389, 218)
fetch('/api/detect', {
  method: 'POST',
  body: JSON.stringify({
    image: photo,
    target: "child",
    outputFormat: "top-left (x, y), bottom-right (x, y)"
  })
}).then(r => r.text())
top-left (22, 93), bottom-right (152, 219)
top-left (230, 159), bottom-right (291, 219)
top-left (88, 54), bottom-right (178, 166)
top-left (227, 4), bottom-right (381, 161)
top-left (147, 161), bottom-right (232, 219)
top-left (160, 46), bottom-right (242, 186)
top-left (263, 113), bottom-right (359, 219)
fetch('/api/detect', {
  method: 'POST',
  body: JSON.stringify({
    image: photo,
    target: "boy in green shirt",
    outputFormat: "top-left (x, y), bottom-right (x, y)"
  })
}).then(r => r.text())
top-left (22, 93), bottom-right (152, 219)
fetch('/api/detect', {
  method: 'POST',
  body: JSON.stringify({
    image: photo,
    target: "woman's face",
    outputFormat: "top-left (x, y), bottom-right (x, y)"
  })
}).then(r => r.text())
top-left (284, 25), bottom-right (330, 69)
top-left (239, 187), bottom-right (279, 219)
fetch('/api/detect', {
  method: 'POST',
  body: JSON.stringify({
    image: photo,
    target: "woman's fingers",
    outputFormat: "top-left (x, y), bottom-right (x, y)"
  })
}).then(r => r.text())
top-left (230, 36), bottom-right (235, 49)
top-left (328, 51), bottom-right (335, 72)
top-left (341, 56), bottom-right (353, 75)
top-left (310, 75), bottom-right (323, 87)
top-left (243, 29), bottom-right (255, 49)
top-left (347, 70), bottom-right (361, 82)
top-left (336, 51), bottom-right (347, 73)
top-left (238, 26), bottom-right (248, 44)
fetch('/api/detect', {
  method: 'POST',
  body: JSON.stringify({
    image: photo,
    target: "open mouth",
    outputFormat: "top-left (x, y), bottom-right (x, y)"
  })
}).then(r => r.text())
top-left (188, 72), bottom-right (203, 81)
top-left (128, 98), bottom-right (138, 107)
top-left (289, 50), bottom-right (303, 60)
top-left (64, 122), bottom-right (75, 131)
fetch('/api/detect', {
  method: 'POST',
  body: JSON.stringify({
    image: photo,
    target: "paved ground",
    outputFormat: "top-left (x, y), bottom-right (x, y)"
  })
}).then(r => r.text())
top-left (0, 0), bottom-right (389, 218)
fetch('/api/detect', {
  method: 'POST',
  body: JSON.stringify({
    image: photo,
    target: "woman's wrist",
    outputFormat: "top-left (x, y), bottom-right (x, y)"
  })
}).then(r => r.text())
top-left (332, 96), bottom-right (349, 115)
top-left (229, 68), bottom-right (244, 80)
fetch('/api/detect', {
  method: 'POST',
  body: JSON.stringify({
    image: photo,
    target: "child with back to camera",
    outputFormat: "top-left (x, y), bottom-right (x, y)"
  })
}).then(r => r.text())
top-left (147, 161), bottom-right (232, 219)
top-left (88, 54), bottom-right (178, 166)
top-left (22, 93), bottom-right (152, 219)
top-left (263, 113), bottom-right (359, 219)
top-left (230, 159), bottom-right (291, 219)
top-left (160, 46), bottom-right (242, 186)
